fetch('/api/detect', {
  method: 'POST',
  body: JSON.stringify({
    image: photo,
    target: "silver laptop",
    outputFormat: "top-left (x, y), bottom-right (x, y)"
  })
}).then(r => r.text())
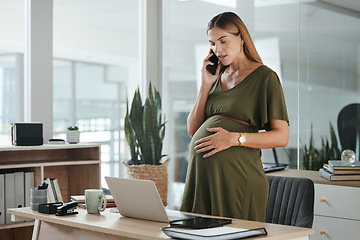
top-left (105, 176), bottom-right (197, 223)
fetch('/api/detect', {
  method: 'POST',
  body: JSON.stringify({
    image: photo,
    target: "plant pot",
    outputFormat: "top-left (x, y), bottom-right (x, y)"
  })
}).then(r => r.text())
top-left (122, 158), bottom-right (170, 206)
top-left (67, 130), bottom-right (80, 144)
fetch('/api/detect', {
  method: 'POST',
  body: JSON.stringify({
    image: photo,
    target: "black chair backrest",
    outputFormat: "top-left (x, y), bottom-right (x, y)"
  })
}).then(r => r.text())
top-left (337, 103), bottom-right (360, 160)
top-left (265, 176), bottom-right (314, 228)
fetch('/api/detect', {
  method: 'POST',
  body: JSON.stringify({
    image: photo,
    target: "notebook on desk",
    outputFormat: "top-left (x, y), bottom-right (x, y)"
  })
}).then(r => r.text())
top-left (105, 177), bottom-right (198, 223)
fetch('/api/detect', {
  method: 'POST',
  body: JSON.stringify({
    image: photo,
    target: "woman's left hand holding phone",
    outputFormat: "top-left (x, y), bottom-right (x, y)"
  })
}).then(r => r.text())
top-left (187, 49), bottom-right (220, 137)
top-left (201, 49), bottom-right (220, 89)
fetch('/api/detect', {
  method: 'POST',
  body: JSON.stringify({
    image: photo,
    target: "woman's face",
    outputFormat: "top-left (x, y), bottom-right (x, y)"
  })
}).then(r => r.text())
top-left (207, 27), bottom-right (243, 66)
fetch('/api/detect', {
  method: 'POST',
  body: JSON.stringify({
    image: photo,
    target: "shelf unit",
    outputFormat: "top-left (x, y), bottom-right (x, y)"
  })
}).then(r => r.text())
top-left (0, 143), bottom-right (101, 239)
top-left (0, 143), bottom-right (101, 202)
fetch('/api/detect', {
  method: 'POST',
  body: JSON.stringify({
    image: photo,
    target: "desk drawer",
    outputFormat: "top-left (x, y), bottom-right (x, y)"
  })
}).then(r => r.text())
top-left (314, 184), bottom-right (360, 220)
top-left (311, 215), bottom-right (360, 240)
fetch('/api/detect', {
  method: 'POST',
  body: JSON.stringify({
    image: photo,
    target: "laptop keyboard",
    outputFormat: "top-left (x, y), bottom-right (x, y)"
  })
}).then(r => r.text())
top-left (110, 207), bottom-right (198, 223)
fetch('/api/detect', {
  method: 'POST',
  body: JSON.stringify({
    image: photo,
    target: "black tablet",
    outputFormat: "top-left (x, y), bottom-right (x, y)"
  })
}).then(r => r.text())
top-left (169, 217), bottom-right (232, 229)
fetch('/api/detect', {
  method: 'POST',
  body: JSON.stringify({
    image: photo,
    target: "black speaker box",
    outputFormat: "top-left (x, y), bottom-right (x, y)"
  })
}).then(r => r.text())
top-left (11, 123), bottom-right (43, 146)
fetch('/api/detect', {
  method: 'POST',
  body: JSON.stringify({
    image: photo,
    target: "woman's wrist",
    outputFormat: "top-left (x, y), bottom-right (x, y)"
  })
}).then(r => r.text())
top-left (230, 132), bottom-right (240, 146)
top-left (231, 132), bottom-right (246, 147)
top-left (199, 84), bottom-right (212, 93)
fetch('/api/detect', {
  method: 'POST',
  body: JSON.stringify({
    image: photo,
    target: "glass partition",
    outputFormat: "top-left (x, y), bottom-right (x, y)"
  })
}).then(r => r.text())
top-left (163, 0), bottom-right (360, 209)
top-left (163, 0), bottom-right (299, 209)
top-left (299, 2), bottom-right (360, 169)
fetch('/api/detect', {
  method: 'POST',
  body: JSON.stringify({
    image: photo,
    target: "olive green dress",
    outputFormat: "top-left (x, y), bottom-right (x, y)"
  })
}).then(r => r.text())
top-left (180, 65), bottom-right (289, 221)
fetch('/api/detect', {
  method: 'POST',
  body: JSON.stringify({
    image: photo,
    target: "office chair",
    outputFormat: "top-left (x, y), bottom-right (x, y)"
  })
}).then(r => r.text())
top-left (337, 103), bottom-right (360, 161)
top-left (265, 175), bottom-right (314, 228)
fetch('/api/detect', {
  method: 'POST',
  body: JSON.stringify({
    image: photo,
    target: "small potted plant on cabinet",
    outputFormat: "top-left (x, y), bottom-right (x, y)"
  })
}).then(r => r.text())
top-left (67, 126), bottom-right (80, 144)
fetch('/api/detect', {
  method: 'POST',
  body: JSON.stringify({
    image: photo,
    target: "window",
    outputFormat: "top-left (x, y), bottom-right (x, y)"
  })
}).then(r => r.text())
top-left (53, 0), bottom-right (139, 186)
top-left (0, 1), bottom-right (24, 143)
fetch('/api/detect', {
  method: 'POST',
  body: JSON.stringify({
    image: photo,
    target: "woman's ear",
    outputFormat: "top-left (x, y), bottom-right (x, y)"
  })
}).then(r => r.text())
top-left (239, 32), bottom-right (244, 44)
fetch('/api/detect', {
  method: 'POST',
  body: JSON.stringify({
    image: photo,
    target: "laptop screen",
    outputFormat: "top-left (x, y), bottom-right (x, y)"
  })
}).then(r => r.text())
top-left (262, 148), bottom-right (287, 173)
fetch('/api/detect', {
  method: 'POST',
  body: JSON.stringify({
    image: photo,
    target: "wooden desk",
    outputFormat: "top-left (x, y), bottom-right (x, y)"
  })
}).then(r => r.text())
top-left (8, 207), bottom-right (314, 240)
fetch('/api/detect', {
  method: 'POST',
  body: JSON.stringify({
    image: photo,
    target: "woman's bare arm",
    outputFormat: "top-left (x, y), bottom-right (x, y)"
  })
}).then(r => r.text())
top-left (194, 118), bottom-right (289, 157)
top-left (241, 119), bottom-right (289, 148)
top-left (187, 86), bottom-right (212, 137)
top-left (187, 50), bottom-right (221, 137)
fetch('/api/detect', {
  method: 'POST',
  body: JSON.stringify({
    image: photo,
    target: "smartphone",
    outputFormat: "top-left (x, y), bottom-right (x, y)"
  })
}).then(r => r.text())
top-left (206, 50), bottom-right (219, 75)
top-left (169, 217), bottom-right (232, 229)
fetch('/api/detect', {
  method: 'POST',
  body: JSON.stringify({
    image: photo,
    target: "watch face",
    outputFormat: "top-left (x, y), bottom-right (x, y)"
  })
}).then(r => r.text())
top-left (239, 136), bottom-right (245, 143)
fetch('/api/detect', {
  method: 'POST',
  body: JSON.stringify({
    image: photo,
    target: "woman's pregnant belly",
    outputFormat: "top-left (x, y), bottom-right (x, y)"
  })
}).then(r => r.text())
top-left (191, 115), bottom-right (254, 148)
top-left (189, 115), bottom-right (260, 167)
top-left (188, 115), bottom-right (264, 188)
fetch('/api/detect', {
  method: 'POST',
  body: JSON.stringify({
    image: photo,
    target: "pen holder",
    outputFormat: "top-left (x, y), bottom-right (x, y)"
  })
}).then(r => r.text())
top-left (30, 188), bottom-right (47, 211)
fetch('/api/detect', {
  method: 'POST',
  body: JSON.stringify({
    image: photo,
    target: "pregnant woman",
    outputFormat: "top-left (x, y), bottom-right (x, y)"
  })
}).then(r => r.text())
top-left (180, 12), bottom-right (289, 222)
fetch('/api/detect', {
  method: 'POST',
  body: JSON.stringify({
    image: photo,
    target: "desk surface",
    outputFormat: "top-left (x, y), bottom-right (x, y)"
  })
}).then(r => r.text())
top-left (9, 207), bottom-right (314, 240)
top-left (267, 169), bottom-right (360, 188)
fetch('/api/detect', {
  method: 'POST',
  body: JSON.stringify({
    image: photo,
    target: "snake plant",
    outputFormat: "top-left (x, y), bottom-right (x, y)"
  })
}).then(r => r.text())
top-left (302, 122), bottom-right (341, 170)
top-left (124, 83), bottom-right (166, 165)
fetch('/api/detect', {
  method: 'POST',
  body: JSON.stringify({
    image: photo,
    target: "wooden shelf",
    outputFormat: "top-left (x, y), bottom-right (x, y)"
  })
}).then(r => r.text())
top-left (0, 143), bottom-right (101, 151)
top-left (0, 143), bottom-right (101, 239)
top-left (0, 160), bottom-right (100, 169)
top-left (0, 221), bottom-right (34, 230)
top-left (0, 221), bottom-right (34, 239)
top-left (0, 144), bottom-right (101, 165)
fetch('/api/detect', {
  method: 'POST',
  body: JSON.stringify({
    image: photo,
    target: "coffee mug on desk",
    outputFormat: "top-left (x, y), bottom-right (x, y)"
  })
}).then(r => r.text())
top-left (85, 189), bottom-right (107, 214)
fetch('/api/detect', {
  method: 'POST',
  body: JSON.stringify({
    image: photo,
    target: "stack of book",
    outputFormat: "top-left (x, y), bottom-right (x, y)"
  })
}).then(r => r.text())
top-left (319, 160), bottom-right (360, 181)
top-left (70, 195), bottom-right (116, 208)
top-left (44, 178), bottom-right (63, 203)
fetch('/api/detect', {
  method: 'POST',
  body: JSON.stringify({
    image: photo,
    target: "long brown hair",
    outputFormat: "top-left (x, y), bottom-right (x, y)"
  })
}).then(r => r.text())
top-left (207, 12), bottom-right (262, 64)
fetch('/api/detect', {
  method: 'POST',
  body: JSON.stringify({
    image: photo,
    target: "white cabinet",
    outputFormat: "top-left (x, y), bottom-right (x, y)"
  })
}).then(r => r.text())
top-left (267, 169), bottom-right (360, 240)
top-left (310, 183), bottom-right (360, 240)
top-left (312, 215), bottom-right (360, 240)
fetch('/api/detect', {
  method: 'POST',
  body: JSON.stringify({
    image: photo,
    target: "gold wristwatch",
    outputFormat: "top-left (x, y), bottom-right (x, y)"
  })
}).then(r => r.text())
top-left (238, 133), bottom-right (245, 146)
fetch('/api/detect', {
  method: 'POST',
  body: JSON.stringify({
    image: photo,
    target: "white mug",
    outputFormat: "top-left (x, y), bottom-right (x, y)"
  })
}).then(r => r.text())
top-left (85, 189), bottom-right (107, 214)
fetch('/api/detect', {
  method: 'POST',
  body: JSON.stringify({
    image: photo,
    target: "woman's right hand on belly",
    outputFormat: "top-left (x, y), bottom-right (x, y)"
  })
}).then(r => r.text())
top-left (194, 127), bottom-right (239, 158)
top-left (201, 49), bottom-right (220, 88)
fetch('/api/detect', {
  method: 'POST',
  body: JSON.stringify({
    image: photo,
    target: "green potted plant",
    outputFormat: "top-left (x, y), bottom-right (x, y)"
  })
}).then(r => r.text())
top-left (67, 126), bottom-right (80, 144)
top-left (302, 122), bottom-right (341, 170)
top-left (123, 83), bottom-right (169, 205)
